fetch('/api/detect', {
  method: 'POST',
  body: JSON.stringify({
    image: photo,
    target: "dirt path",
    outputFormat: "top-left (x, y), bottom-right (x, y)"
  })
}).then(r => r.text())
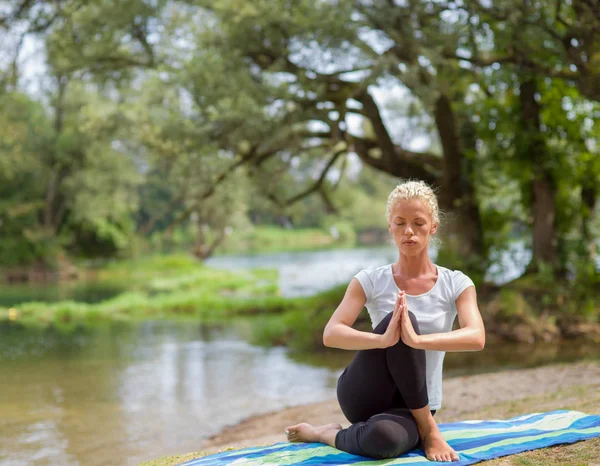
top-left (202, 361), bottom-right (600, 453)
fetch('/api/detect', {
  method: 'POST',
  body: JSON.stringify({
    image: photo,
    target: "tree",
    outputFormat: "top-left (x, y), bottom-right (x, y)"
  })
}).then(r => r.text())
top-left (451, 0), bottom-right (600, 275)
top-left (157, 0), bottom-right (492, 273)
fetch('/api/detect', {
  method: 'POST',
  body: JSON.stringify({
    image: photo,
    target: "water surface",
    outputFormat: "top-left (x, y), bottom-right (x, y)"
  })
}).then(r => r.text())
top-left (2, 245), bottom-right (598, 466)
top-left (0, 322), bottom-right (340, 466)
top-left (205, 243), bottom-right (533, 297)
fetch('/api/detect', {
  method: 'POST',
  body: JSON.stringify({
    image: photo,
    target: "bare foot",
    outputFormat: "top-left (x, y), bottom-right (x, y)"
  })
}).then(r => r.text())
top-left (284, 422), bottom-right (342, 446)
top-left (422, 432), bottom-right (459, 462)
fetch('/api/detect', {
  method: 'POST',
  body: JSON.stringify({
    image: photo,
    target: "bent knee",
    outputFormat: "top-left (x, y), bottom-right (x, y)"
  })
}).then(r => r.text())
top-left (358, 419), bottom-right (417, 459)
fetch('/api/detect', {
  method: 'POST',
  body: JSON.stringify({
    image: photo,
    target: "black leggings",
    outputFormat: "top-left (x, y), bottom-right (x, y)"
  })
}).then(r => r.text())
top-left (334, 311), bottom-right (434, 459)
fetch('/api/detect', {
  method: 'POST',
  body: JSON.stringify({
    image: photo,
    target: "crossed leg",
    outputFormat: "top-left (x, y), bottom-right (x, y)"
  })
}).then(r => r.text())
top-left (286, 311), bottom-right (458, 462)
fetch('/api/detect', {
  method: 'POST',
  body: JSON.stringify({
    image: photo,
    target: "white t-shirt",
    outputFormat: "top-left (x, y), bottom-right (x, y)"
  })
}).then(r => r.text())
top-left (353, 263), bottom-right (474, 410)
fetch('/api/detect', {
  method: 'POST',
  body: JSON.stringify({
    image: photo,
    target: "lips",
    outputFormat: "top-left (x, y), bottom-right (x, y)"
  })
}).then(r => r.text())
top-left (404, 240), bottom-right (417, 245)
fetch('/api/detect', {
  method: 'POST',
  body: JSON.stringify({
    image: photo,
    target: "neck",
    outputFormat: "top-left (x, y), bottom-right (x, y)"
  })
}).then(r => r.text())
top-left (394, 249), bottom-right (435, 278)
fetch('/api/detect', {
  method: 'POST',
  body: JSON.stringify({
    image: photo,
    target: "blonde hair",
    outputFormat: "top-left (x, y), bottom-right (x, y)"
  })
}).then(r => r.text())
top-left (386, 180), bottom-right (440, 224)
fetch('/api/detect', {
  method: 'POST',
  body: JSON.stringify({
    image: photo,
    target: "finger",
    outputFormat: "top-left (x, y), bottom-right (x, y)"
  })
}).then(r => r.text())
top-left (392, 292), bottom-right (401, 314)
top-left (392, 305), bottom-right (402, 326)
top-left (394, 291), bottom-right (402, 311)
top-left (398, 303), bottom-right (406, 324)
top-left (397, 299), bottom-right (405, 318)
top-left (393, 292), bottom-right (403, 315)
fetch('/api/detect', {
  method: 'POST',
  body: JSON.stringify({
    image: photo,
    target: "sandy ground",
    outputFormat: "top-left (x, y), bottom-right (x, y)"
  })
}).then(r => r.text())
top-left (202, 361), bottom-right (600, 454)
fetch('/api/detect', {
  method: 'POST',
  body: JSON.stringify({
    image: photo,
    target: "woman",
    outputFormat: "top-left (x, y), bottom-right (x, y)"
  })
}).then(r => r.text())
top-left (285, 180), bottom-right (485, 462)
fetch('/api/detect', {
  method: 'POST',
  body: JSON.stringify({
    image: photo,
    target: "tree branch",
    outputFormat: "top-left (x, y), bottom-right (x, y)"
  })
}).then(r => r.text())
top-left (161, 148), bottom-right (259, 235)
top-left (349, 133), bottom-right (441, 184)
top-left (268, 148), bottom-right (345, 207)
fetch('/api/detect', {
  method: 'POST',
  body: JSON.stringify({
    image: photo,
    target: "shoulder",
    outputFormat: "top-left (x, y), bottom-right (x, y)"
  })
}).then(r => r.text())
top-left (436, 265), bottom-right (472, 282)
top-left (436, 265), bottom-right (475, 299)
top-left (353, 264), bottom-right (392, 300)
top-left (355, 263), bottom-right (391, 283)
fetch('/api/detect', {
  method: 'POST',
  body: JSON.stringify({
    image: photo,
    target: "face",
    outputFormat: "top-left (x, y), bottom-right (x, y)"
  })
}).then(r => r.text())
top-left (388, 199), bottom-right (438, 255)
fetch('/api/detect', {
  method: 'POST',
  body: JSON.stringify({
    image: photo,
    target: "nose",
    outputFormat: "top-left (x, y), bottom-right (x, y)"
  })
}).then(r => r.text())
top-left (404, 225), bottom-right (414, 236)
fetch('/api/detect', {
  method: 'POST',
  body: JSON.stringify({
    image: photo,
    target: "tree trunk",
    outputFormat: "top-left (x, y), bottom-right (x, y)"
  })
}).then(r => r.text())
top-left (519, 79), bottom-right (559, 274)
top-left (581, 175), bottom-right (597, 262)
top-left (193, 227), bottom-right (227, 260)
top-left (434, 94), bottom-right (486, 273)
top-left (43, 75), bottom-right (68, 235)
top-left (352, 90), bottom-right (486, 266)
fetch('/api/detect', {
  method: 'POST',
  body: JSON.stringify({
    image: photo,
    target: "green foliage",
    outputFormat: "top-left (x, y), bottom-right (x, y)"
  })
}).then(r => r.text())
top-left (319, 217), bottom-right (357, 246)
top-left (1, 0), bottom-right (599, 303)
top-left (248, 284), bottom-right (347, 350)
top-left (495, 289), bottom-right (535, 320)
top-left (0, 256), bottom-right (284, 331)
top-left (0, 79), bottom-right (141, 266)
top-left (217, 226), bottom-right (342, 254)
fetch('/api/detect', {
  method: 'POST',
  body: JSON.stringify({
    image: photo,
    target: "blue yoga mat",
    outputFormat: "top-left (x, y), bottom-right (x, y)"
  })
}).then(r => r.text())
top-left (180, 410), bottom-right (600, 465)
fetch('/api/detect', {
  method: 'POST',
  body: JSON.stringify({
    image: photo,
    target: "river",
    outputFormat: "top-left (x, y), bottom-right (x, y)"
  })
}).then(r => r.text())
top-left (1, 246), bottom-right (598, 466)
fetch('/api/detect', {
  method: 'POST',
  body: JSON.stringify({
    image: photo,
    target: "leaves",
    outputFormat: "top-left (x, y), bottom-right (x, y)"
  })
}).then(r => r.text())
top-left (0, 0), bottom-right (598, 278)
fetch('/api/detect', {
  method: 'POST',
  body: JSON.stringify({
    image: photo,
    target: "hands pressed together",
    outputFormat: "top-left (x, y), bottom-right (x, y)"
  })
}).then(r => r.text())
top-left (380, 290), bottom-right (421, 349)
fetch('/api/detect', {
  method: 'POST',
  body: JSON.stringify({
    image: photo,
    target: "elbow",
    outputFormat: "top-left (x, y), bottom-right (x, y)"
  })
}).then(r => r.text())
top-left (322, 326), bottom-right (333, 347)
top-left (475, 331), bottom-right (486, 351)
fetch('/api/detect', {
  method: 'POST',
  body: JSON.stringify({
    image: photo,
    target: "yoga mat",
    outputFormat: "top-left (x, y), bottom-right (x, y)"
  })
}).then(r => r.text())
top-left (179, 410), bottom-right (600, 465)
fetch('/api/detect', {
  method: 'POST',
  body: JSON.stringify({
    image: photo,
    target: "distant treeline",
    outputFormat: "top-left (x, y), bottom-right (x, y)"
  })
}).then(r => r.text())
top-left (0, 0), bottom-right (598, 286)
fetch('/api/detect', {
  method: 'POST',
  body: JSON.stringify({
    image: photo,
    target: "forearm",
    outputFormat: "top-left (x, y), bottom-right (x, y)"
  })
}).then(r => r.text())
top-left (323, 323), bottom-right (384, 350)
top-left (416, 327), bottom-right (485, 352)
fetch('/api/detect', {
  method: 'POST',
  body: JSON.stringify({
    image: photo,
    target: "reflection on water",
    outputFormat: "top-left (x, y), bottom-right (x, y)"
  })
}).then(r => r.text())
top-left (289, 341), bottom-right (600, 376)
top-left (0, 322), bottom-right (340, 466)
top-left (2, 245), bottom-right (599, 466)
top-left (443, 341), bottom-right (600, 376)
top-left (0, 280), bottom-right (127, 308)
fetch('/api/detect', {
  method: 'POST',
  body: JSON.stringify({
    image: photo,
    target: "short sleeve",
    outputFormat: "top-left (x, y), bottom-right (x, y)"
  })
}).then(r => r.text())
top-left (353, 269), bottom-right (374, 306)
top-left (453, 271), bottom-right (475, 302)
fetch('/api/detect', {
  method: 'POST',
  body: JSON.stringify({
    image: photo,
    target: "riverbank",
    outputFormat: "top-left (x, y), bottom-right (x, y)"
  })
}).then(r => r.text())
top-left (0, 255), bottom-right (282, 331)
top-left (0, 226), bottom-right (361, 284)
top-left (144, 360), bottom-right (600, 466)
top-left (1, 251), bottom-right (599, 344)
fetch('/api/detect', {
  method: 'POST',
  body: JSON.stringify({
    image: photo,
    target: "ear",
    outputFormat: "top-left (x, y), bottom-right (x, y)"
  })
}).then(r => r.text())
top-left (430, 222), bottom-right (438, 235)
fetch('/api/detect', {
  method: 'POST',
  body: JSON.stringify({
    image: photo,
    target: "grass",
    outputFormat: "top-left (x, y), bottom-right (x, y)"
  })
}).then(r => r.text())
top-left (217, 225), bottom-right (350, 255)
top-left (142, 382), bottom-right (600, 466)
top-left (0, 254), bottom-right (352, 339)
top-left (242, 284), bottom-right (350, 350)
top-left (453, 384), bottom-right (600, 466)
top-left (0, 254), bottom-right (288, 331)
top-left (152, 225), bottom-right (356, 257)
